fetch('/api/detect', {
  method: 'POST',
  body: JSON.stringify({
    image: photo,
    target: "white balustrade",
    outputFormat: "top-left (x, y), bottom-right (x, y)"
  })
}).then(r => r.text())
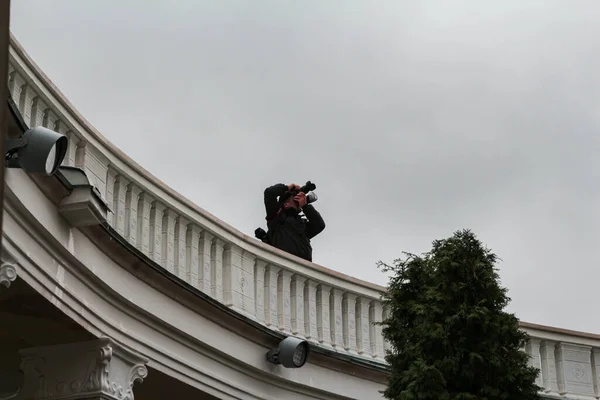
top-left (7, 53), bottom-right (390, 360)
top-left (13, 42), bottom-right (600, 399)
top-left (520, 325), bottom-right (600, 399)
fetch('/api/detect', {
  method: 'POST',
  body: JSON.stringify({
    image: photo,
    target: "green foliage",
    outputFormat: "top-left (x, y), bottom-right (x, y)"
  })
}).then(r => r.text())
top-left (378, 229), bottom-right (540, 400)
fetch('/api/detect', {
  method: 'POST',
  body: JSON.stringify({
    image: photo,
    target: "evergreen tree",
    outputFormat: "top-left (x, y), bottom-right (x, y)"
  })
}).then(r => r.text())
top-left (378, 229), bottom-right (540, 400)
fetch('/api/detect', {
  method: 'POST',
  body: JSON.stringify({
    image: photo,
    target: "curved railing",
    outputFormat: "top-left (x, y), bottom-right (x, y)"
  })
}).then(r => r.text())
top-left (9, 34), bottom-right (600, 399)
top-left (7, 34), bottom-right (389, 363)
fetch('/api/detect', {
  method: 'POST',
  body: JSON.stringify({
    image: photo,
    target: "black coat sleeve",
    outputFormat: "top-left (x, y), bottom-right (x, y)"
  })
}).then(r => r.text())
top-left (264, 183), bottom-right (288, 220)
top-left (303, 204), bottom-right (325, 239)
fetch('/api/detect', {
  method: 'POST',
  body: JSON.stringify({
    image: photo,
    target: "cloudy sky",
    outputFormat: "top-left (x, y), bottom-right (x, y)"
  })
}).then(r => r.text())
top-left (9, 1), bottom-right (600, 333)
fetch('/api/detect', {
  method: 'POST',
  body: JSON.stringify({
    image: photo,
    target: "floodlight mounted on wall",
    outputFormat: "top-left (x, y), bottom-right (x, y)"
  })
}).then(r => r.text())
top-left (266, 336), bottom-right (310, 368)
top-left (5, 126), bottom-right (67, 175)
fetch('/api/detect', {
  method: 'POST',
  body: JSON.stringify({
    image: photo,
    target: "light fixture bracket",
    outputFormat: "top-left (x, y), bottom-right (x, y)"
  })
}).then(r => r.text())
top-left (266, 348), bottom-right (281, 365)
top-left (4, 137), bottom-right (28, 168)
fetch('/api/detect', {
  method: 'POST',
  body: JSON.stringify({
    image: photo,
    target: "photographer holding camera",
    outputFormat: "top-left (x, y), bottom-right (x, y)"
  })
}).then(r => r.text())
top-left (260, 182), bottom-right (325, 262)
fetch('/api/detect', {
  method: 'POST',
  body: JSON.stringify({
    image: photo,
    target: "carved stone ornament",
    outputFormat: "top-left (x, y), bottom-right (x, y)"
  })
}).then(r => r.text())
top-left (0, 263), bottom-right (17, 289)
top-left (17, 338), bottom-right (148, 400)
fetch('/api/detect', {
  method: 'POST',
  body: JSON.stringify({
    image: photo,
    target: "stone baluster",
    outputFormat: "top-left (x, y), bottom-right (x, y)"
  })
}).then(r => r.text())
top-left (174, 216), bottom-right (189, 281)
top-left (64, 135), bottom-right (80, 168)
top-left (18, 83), bottom-right (35, 126)
top-left (540, 340), bottom-right (560, 395)
top-left (525, 338), bottom-right (543, 388)
top-left (210, 238), bottom-right (225, 301)
top-left (55, 120), bottom-right (79, 167)
top-left (382, 305), bottom-right (391, 353)
top-left (18, 338), bottom-right (148, 400)
top-left (67, 133), bottom-right (81, 168)
top-left (343, 293), bottom-right (357, 354)
top-left (316, 284), bottom-right (331, 346)
top-left (43, 108), bottom-right (59, 131)
top-left (355, 297), bottom-right (371, 356)
top-left (125, 184), bottom-right (142, 246)
top-left (113, 175), bottom-right (130, 236)
top-left (369, 301), bottom-right (384, 359)
top-left (30, 96), bottom-right (48, 127)
top-left (254, 260), bottom-right (267, 323)
top-left (8, 71), bottom-right (25, 103)
top-left (240, 250), bottom-right (256, 318)
top-left (592, 348), bottom-right (600, 397)
top-left (329, 288), bottom-right (344, 349)
top-left (137, 193), bottom-right (154, 254)
top-left (303, 280), bottom-right (319, 342)
top-left (149, 202), bottom-right (166, 263)
top-left (75, 142), bottom-right (109, 195)
top-left (223, 244), bottom-right (245, 312)
top-left (290, 275), bottom-right (306, 336)
top-left (263, 264), bottom-right (280, 328)
top-left (161, 209), bottom-right (177, 274)
top-left (185, 224), bottom-right (201, 288)
top-left (105, 168), bottom-right (117, 227)
top-left (198, 231), bottom-right (213, 293)
top-left (555, 342), bottom-right (594, 398)
top-left (277, 269), bottom-right (293, 333)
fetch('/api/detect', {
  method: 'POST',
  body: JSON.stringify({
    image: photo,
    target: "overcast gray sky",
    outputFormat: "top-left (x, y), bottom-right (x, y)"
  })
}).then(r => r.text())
top-left (9, 1), bottom-right (600, 333)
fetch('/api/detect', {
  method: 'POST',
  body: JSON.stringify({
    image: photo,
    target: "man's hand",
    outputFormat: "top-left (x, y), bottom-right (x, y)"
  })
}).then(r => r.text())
top-left (288, 183), bottom-right (301, 191)
top-left (293, 192), bottom-right (307, 208)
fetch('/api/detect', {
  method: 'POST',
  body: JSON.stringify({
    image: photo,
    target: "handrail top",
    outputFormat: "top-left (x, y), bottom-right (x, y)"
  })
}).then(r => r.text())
top-left (520, 321), bottom-right (600, 342)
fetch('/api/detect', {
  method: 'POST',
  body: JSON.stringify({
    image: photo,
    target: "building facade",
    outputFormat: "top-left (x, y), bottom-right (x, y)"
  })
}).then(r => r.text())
top-left (1, 34), bottom-right (598, 399)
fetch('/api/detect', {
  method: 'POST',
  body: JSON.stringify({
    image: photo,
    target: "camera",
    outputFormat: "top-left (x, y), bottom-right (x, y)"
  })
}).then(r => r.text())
top-left (280, 181), bottom-right (317, 206)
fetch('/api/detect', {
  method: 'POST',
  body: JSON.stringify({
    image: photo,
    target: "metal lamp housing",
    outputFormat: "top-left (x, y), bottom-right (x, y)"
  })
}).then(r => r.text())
top-left (266, 336), bottom-right (310, 368)
top-left (8, 126), bottom-right (68, 175)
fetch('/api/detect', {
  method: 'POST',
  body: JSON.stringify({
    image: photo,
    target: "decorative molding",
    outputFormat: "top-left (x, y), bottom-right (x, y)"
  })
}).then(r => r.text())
top-left (0, 262), bottom-right (17, 289)
top-left (18, 338), bottom-right (148, 400)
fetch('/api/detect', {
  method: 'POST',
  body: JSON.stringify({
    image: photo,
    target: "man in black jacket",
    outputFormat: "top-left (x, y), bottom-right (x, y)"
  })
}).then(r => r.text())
top-left (263, 183), bottom-right (325, 262)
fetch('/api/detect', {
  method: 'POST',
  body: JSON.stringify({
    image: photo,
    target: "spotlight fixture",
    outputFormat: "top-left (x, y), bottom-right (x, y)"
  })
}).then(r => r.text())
top-left (5, 126), bottom-right (68, 175)
top-left (266, 336), bottom-right (310, 368)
